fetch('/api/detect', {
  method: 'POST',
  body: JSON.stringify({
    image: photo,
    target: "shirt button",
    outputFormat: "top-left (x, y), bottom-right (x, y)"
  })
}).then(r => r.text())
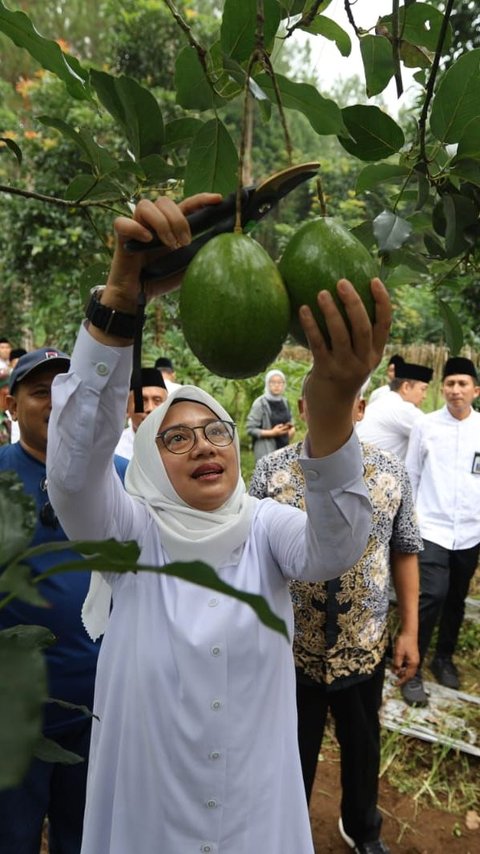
top-left (208, 598), bottom-right (219, 607)
top-left (206, 799), bottom-right (218, 809)
top-left (211, 699), bottom-right (222, 711)
top-left (209, 751), bottom-right (221, 761)
top-left (305, 469), bottom-right (319, 481)
top-left (95, 362), bottom-right (109, 376)
top-left (200, 845), bottom-right (212, 853)
top-left (210, 645), bottom-right (221, 656)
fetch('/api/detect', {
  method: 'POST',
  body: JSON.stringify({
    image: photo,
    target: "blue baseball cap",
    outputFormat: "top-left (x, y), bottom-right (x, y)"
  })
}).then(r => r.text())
top-left (9, 347), bottom-right (70, 393)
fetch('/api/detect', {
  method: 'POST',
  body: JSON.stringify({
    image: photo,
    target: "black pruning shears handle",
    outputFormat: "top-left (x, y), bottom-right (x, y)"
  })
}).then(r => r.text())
top-left (124, 161), bottom-right (320, 281)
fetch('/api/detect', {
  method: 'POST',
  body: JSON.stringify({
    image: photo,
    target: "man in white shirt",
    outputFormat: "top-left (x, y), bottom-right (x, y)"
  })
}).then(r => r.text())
top-left (367, 353), bottom-right (404, 404)
top-left (154, 356), bottom-right (182, 393)
top-left (356, 361), bottom-right (432, 459)
top-left (115, 367), bottom-right (168, 459)
top-left (402, 357), bottom-right (480, 706)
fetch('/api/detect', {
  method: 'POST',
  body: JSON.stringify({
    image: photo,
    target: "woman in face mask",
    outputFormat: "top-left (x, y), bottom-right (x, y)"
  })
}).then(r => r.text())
top-left (246, 368), bottom-right (296, 462)
top-left (47, 192), bottom-right (391, 854)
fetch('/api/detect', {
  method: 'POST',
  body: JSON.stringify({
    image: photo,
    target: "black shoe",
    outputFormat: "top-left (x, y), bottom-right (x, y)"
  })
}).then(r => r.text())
top-left (401, 674), bottom-right (428, 707)
top-left (338, 818), bottom-right (391, 853)
top-left (430, 656), bottom-right (460, 690)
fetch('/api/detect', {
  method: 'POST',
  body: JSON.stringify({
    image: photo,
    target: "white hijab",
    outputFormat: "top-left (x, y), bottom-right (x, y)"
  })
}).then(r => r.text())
top-left (126, 385), bottom-right (257, 566)
top-left (82, 386), bottom-right (257, 640)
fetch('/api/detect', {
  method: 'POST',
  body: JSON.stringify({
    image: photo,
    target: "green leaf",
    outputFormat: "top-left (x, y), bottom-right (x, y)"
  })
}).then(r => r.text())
top-left (220, 0), bottom-right (280, 61)
top-left (0, 564), bottom-right (48, 608)
top-left (356, 163), bottom-right (410, 195)
top-left (63, 174), bottom-right (122, 203)
top-left (455, 117), bottom-right (480, 161)
top-left (175, 46), bottom-right (216, 111)
top-left (38, 116), bottom-right (117, 175)
top-left (399, 40), bottom-right (433, 70)
top-left (255, 72), bottom-right (347, 136)
top-left (360, 35), bottom-right (393, 96)
top-left (165, 118), bottom-right (203, 150)
top-left (380, 3), bottom-right (451, 53)
top-left (430, 49), bottom-right (480, 145)
top-left (442, 193), bottom-right (479, 258)
top-left (438, 299), bottom-right (464, 354)
top-left (373, 210), bottom-right (412, 252)
top-left (34, 733), bottom-right (83, 765)
top-left (449, 158), bottom-right (480, 190)
top-left (90, 70), bottom-right (164, 160)
top-left (0, 471), bottom-right (36, 565)
top-left (183, 119), bottom-right (238, 197)
top-left (302, 15), bottom-right (351, 57)
top-left (0, 1), bottom-right (91, 100)
top-left (339, 106), bottom-right (405, 161)
top-left (0, 631), bottom-right (47, 789)
top-left (0, 136), bottom-right (22, 165)
top-left (137, 155), bottom-right (179, 184)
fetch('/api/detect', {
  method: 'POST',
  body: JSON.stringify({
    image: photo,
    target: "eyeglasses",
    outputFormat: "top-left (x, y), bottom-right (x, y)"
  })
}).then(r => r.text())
top-left (156, 419), bottom-right (236, 455)
top-left (39, 476), bottom-right (59, 529)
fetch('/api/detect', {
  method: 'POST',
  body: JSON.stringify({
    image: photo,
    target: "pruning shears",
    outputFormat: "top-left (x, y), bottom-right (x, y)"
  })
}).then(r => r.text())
top-left (124, 161), bottom-right (320, 281)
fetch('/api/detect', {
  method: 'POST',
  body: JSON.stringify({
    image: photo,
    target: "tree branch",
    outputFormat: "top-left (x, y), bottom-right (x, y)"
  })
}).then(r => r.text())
top-left (0, 183), bottom-right (124, 213)
top-left (284, 0), bottom-right (326, 39)
top-left (418, 0), bottom-right (455, 163)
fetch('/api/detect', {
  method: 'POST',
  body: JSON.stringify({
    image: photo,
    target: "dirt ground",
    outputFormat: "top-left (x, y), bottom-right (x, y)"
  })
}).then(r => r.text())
top-left (309, 744), bottom-right (479, 854)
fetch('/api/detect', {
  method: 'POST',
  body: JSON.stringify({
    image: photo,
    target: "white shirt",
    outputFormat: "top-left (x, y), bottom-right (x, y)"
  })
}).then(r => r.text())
top-left (114, 421), bottom-right (135, 459)
top-left (356, 389), bottom-right (424, 459)
top-left (405, 405), bottom-right (480, 550)
top-left (164, 377), bottom-right (182, 393)
top-left (47, 325), bottom-right (372, 854)
top-left (367, 384), bottom-right (390, 404)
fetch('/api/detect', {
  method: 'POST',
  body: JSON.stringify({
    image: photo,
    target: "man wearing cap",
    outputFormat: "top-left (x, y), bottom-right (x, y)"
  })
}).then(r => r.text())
top-left (356, 361), bottom-right (433, 460)
top-left (154, 355), bottom-right (182, 393)
top-left (115, 366), bottom-right (168, 460)
top-left (401, 357), bottom-right (480, 705)
top-left (367, 353), bottom-right (405, 404)
top-left (0, 348), bottom-right (128, 853)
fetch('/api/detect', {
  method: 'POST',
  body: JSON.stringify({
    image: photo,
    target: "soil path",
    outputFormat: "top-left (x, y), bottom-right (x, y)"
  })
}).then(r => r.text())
top-left (309, 745), bottom-right (478, 853)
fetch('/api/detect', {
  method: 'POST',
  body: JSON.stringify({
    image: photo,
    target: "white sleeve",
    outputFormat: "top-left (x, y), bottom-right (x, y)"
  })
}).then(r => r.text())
top-left (47, 323), bottom-right (140, 543)
top-left (262, 431), bottom-right (372, 581)
top-left (405, 421), bottom-right (424, 501)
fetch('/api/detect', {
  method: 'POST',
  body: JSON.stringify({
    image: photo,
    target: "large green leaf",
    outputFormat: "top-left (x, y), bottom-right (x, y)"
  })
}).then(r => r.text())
top-left (38, 116), bottom-right (117, 175)
top-left (301, 15), bottom-right (351, 58)
top-left (360, 35), bottom-right (393, 97)
top-left (175, 46), bottom-right (216, 111)
top-left (90, 70), bottom-right (164, 160)
top-left (339, 106), bottom-right (405, 161)
top-left (449, 159), bottom-right (480, 190)
top-left (0, 1), bottom-right (91, 100)
top-left (0, 629), bottom-right (48, 789)
top-left (438, 299), bottom-right (464, 354)
top-left (455, 117), bottom-right (480, 161)
top-left (0, 136), bottom-right (22, 165)
top-left (183, 119), bottom-right (238, 197)
top-left (380, 3), bottom-right (451, 53)
top-left (255, 72), bottom-right (347, 136)
top-left (430, 49), bottom-right (480, 145)
top-left (0, 472), bottom-right (36, 565)
top-left (220, 0), bottom-right (280, 61)
top-left (63, 174), bottom-right (123, 204)
top-left (165, 118), bottom-right (204, 150)
top-left (356, 163), bottom-right (410, 195)
top-left (442, 193), bottom-right (479, 258)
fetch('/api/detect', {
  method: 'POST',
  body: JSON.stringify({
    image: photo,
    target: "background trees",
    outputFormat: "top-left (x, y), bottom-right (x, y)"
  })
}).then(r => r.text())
top-left (0, 0), bottom-right (479, 358)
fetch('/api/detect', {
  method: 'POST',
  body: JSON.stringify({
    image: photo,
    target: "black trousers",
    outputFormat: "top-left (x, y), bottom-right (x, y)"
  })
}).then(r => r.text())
top-left (296, 662), bottom-right (385, 845)
top-left (418, 539), bottom-right (479, 663)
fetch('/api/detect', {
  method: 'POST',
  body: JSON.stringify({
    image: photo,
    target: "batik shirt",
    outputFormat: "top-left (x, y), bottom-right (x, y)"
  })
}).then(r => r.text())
top-left (249, 440), bottom-right (422, 689)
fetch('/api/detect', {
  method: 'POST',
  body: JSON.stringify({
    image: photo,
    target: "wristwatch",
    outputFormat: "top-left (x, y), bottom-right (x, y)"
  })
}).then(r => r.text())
top-left (85, 286), bottom-right (138, 338)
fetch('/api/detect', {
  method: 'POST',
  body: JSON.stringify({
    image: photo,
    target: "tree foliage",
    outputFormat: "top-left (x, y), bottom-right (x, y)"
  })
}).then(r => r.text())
top-left (0, 0), bottom-right (479, 355)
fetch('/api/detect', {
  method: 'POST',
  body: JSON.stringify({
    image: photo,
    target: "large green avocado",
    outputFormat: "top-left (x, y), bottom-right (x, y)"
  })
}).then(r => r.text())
top-left (278, 217), bottom-right (379, 347)
top-left (179, 232), bottom-right (290, 378)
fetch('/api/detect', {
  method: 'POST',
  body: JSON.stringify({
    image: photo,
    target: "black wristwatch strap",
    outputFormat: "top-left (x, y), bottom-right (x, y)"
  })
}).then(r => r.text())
top-left (85, 287), bottom-right (138, 338)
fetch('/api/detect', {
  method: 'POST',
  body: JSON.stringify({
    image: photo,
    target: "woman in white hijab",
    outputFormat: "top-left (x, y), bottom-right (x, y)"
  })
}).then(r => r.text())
top-left (246, 367), bottom-right (296, 461)
top-left (47, 193), bottom-right (391, 854)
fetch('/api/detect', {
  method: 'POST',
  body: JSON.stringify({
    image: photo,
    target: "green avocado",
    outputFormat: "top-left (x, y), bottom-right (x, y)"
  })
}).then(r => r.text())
top-left (278, 217), bottom-right (379, 347)
top-left (179, 232), bottom-right (290, 378)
